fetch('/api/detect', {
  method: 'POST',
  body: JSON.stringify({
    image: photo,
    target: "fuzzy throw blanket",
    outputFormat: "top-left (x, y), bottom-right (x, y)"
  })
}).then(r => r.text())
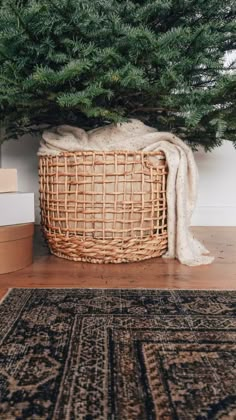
top-left (38, 119), bottom-right (214, 266)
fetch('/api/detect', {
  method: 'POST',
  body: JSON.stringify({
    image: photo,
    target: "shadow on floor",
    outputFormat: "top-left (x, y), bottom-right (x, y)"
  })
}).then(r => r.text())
top-left (33, 225), bottom-right (50, 257)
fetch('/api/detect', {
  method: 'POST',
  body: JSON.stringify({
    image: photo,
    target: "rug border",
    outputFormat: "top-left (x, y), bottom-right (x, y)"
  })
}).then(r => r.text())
top-left (0, 286), bottom-right (236, 308)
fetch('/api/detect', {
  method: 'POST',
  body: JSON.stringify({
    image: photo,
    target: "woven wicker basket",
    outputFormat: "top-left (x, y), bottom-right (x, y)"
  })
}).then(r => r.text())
top-left (39, 151), bottom-right (168, 263)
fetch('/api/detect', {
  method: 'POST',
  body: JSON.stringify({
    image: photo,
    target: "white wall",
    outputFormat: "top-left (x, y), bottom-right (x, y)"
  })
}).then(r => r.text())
top-left (1, 136), bottom-right (236, 226)
top-left (192, 141), bottom-right (236, 226)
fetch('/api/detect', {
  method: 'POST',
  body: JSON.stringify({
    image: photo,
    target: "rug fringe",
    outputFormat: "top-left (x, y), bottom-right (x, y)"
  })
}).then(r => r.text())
top-left (0, 289), bottom-right (13, 305)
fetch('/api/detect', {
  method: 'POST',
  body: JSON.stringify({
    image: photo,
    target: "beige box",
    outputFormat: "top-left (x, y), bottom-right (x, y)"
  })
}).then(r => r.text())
top-left (0, 223), bottom-right (34, 274)
top-left (0, 169), bottom-right (17, 192)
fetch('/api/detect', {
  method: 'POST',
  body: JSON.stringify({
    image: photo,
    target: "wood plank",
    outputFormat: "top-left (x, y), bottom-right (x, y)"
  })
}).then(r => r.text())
top-left (0, 227), bottom-right (235, 300)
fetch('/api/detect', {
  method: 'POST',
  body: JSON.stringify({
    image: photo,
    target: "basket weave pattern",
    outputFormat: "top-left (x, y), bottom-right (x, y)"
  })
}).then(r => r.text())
top-left (39, 151), bottom-right (168, 263)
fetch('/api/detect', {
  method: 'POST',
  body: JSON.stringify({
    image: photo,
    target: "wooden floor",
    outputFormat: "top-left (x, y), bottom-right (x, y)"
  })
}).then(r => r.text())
top-left (0, 227), bottom-right (236, 301)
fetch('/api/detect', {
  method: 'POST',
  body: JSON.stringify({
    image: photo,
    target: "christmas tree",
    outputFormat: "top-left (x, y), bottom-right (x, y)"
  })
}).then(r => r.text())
top-left (0, 0), bottom-right (235, 150)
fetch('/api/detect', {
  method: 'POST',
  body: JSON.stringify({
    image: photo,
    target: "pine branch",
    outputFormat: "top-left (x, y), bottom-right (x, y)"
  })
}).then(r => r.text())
top-left (0, 47), bottom-right (10, 61)
top-left (8, 2), bottom-right (38, 43)
top-left (0, 0), bottom-right (235, 148)
top-left (185, 28), bottom-right (206, 55)
top-left (131, 106), bottom-right (176, 113)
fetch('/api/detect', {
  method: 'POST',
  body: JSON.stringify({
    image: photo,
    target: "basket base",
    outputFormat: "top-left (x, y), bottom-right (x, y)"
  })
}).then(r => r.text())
top-left (43, 229), bottom-right (168, 264)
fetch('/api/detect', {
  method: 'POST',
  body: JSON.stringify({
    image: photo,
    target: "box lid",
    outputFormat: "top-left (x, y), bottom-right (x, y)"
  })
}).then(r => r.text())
top-left (0, 223), bottom-right (34, 243)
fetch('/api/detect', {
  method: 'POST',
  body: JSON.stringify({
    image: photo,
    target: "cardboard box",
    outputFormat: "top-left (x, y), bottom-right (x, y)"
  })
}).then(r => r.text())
top-left (0, 223), bottom-right (34, 274)
top-left (0, 169), bottom-right (17, 192)
top-left (0, 192), bottom-right (34, 226)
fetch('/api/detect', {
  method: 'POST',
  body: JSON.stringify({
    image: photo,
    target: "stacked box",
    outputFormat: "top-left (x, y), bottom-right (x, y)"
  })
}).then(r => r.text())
top-left (0, 168), bottom-right (17, 192)
top-left (0, 192), bottom-right (34, 226)
top-left (0, 168), bottom-right (35, 274)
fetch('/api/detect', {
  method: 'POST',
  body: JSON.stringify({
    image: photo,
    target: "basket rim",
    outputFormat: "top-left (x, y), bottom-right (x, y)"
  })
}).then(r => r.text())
top-left (39, 150), bottom-right (166, 158)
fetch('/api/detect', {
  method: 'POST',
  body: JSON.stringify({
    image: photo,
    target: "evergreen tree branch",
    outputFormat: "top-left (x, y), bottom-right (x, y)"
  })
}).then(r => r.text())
top-left (0, 0), bottom-right (235, 149)
top-left (8, 2), bottom-right (38, 43)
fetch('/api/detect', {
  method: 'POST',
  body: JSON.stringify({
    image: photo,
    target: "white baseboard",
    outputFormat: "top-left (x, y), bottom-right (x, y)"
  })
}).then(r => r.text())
top-left (191, 206), bottom-right (236, 226)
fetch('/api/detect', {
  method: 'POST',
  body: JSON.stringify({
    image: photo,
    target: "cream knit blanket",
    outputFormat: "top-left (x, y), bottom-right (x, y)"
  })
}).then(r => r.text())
top-left (38, 119), bottom-right (214, 266)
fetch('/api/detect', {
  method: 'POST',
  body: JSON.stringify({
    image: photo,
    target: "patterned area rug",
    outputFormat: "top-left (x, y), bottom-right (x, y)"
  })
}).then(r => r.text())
top-left (0, 289), bottom-right (236, 419)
